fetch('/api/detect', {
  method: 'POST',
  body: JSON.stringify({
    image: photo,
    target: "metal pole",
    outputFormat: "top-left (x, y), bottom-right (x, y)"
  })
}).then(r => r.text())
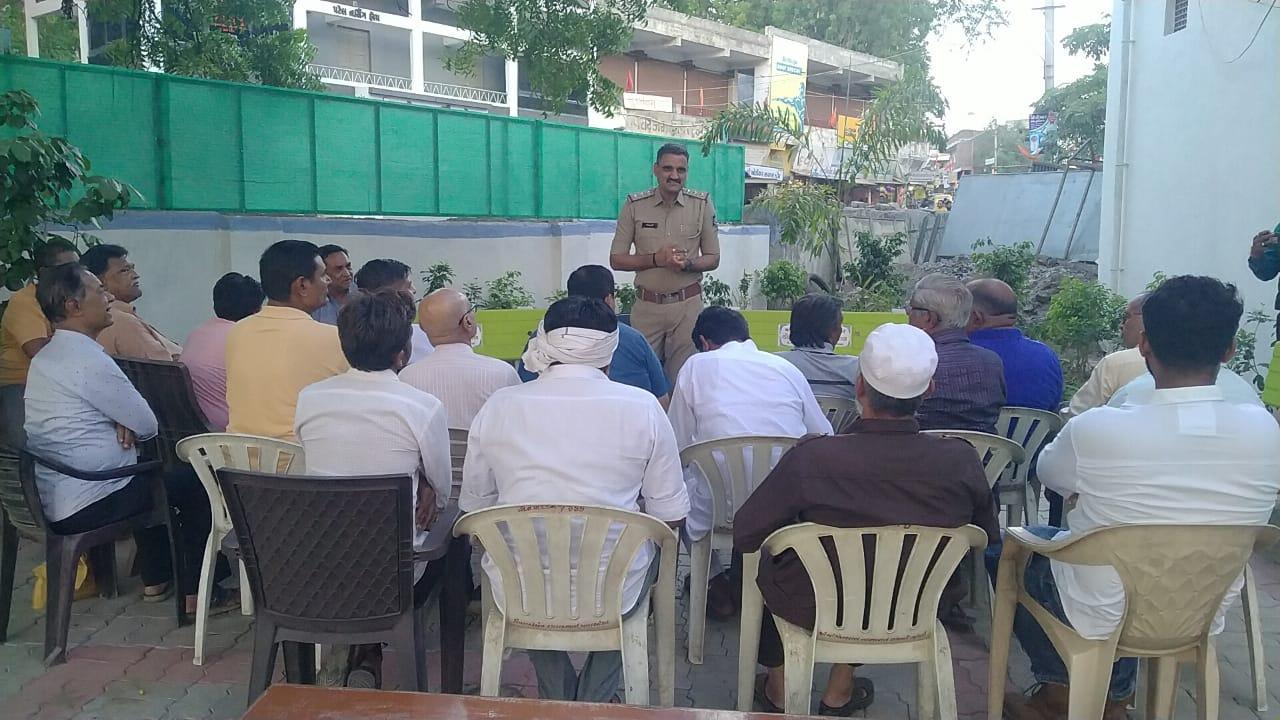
top-left (1062, 168), bottom-right (1097, 260)
top-left (1034, 4), bottom-right (1065, 92)
top-left (1036, 168), bottom-right (1071, 255)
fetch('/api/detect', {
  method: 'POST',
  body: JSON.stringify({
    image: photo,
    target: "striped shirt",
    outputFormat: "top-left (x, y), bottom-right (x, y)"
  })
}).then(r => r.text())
top-left (915, 328), bottom-right (1006, 434)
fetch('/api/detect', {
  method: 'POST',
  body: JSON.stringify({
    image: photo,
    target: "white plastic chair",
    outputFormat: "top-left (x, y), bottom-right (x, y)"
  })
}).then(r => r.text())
top-left (996, 407), bottom-right (1064, 525)
top-left (175, 433), bottom-right (306, 666)
top-left (680, 435), bottom-right (798, 664)
top-left (737, 523), bottom-right (988, 717)
top-left (988, 524), bottom-right (1280, 720)
top-left (816, 396), bottom-right (859, 433)
top-left (921, 430), bottom-right (1025, 608)
top-left (447, 428), bottom-right (468, 501)
top-left (1241, 564), bottom-right (1267, 712)
top-left (453, 503), bottom-right (679, 706)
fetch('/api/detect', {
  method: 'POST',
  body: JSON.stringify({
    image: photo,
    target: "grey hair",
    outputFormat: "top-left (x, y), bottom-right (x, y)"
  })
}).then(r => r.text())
top-left (911, 273), bottom-right (973, 329)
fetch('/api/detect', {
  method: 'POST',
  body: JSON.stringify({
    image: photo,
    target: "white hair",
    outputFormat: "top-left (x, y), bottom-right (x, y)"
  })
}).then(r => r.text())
top-left (912, 273), bottom-right (972, 330)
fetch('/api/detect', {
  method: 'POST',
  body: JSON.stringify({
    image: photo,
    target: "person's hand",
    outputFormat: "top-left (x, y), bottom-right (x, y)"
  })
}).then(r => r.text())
top-left (115, 424), bottom-right (136, 449)
top-left (416, 482), bottom-right (439, 531)
top-left (1251, 230), bottom-right (1278, 259)
top-left (654, 245), bottom-right (687, 272)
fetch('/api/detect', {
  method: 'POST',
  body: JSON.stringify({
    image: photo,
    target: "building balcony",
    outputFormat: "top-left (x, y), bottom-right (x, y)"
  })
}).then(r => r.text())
top-left (423, 80), bottom-right (507, 106)
top-left (309, 63), bottom-right (412, 91)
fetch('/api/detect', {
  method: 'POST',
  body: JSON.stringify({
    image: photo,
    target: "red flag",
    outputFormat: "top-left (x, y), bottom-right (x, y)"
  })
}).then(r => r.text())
top-left (829, 105), bottom-right (837, 128)
top-left (625, 71), bottom-right (634, 92)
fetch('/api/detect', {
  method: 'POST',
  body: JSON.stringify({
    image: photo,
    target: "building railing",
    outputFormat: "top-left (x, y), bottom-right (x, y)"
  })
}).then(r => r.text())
top-left (308, 64), bottom-right (412, 91)
top-left (422, 81), bottom-right (507, 106)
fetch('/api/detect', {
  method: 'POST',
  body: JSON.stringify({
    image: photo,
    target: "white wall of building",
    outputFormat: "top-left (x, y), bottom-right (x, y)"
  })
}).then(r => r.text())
top-left (75, 213), bottom-right (770, 343)
top-left (1100, 0), bottom-right (1280, 329)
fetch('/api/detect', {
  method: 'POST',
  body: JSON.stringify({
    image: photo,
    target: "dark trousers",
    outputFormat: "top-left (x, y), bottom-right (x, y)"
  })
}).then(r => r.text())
top-left (48, 467), bottom-right (214, 596)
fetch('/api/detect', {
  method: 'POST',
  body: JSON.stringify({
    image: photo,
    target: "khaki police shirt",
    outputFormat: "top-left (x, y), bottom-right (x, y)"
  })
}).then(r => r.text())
top-left (610, 188), bottom-right (720, 294)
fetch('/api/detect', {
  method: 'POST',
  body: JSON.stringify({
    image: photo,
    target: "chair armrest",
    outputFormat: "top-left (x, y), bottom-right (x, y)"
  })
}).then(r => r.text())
top-left (1004, 526), bottom-right (1078, 556)
top-left (413, 503), bottom-right (462, 563)
top-left (27, 450), bottom-right (163, 483)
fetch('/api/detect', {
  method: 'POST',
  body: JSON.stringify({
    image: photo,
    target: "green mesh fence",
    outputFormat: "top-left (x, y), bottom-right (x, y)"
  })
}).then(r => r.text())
top-left (0, 55), bottom-right (745, 221)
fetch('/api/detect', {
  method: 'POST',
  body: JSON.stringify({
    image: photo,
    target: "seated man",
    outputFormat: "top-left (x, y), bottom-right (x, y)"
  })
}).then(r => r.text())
top-left (460, 296), bottom-right (689, 703)
top-left (669, 307), bottom-right (831, 618)
top-left (400, 288), bottom-right (521, 430)
top-left (998, 276), bottom-right (1280, 720)
top-left (82, 244), bottom-right (182, 361)
top-left (777, 293), bottom-right (859, 406)
top-left (967, 278), bottom-right (1063, 412)
top-left (181, 273), bottom-right (264, 431)
top-left (226, 240), bottom-right (349, 441)
top-left (908, 274), bottom-right (1006, 433)
top-left (1066, 293), bottom-right (1149, 416)
top-left (295, 289), bottom-right (452, 688)
top-left (518, 265), bottom-right (670, 404)
top-left (735, 323), bottom-right (998, 714)
top-left (310, 244), bottom-right (355, 325)
top-left (352, 259), bottom-right (433, 363)
top-left (26, 263), bottom-right (218, 612)
top-left (0, 238), bottom-right (79, 449)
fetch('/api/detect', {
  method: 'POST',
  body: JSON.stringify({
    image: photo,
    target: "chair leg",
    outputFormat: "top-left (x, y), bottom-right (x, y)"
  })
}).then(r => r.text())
top-left (86, 543), bottom-right (118, 598)
top-left (392, 615), bottom-right (421, 692)
top-left (620, 595), bottom-right (651, 706)
top-left (687, 535), bottom-right (712, 664)
top-left (440, 537), bottom-right (468, 694)
top-left (193, 531), bottom-right (219, 666)
top-left (774, 614), bottom-right (816, 716)
top-left (1196, 641), bottom-right (1219, 720)
top-left (931, 622), bottom-right (958, 720)
top-left (478, 575), bottom-right (505, 698)
top-left (737, 552), bottom-right (764, 712)
top-left (238, 559), bottom-right (254, 617)
top-left (1145, 656), bottom-right (1179, 720)
top-left (282, 641), bottom-right (316, 686)
top-left (247, 617), bottom-right (278, 707)
top-left (43, 537), bottom-right (82, 666)
top-left (966, 549), bottom-right (983, 610)
top-left (0, 512), bottom-right (17, 643)
top-left (1242, 564), bottom-right (1267, 712)
top-left (1063, 645), bottom-right (1116, 720)
top-left (987, 548), bottom-right (1020, 720)
top-left (414, 604), bottom-right (430, 692)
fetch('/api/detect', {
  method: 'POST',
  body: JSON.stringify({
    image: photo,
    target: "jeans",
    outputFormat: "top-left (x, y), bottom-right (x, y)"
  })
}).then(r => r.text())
top-left (0, 383), bottom-right (25, 450)
top-left (985, 526), bottom-right (1137, 701)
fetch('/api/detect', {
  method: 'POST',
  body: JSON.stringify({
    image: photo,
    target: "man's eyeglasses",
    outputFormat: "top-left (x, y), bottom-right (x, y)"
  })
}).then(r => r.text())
top-left (907, 305), bottom-right (932, 315)
top-left (459, 304), bottom-right (476, 326)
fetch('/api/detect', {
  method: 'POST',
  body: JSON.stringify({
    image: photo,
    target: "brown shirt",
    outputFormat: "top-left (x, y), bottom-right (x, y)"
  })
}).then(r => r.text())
top-left (610, 188), bottom-right (720, 294)
top-left (97, 300), bottom-right (182, 361)
top-left (733, 417), bottom-right (1000, 629)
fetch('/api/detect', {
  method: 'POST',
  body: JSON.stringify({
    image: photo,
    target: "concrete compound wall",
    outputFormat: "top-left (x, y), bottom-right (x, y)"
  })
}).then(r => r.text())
top-left (63, 212), bottom-right (771, 343)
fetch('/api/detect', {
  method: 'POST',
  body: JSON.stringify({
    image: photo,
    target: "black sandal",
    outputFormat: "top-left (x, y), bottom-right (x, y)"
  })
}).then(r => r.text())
top-left (818, 677), bottom-right (875, 716)
top-left (753, 674), bottom-right (783, 714)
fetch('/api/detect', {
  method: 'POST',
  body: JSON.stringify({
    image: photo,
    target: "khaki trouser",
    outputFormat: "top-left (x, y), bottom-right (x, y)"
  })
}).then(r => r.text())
top-left (631, 295), bottom-right (702, 386)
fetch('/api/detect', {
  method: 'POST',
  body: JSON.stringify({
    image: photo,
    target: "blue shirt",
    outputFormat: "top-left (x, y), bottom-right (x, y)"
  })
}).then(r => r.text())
top-left (517, 322), bottom-right (670, 398)
top-left (969, 327), bottom-right (1063, 412)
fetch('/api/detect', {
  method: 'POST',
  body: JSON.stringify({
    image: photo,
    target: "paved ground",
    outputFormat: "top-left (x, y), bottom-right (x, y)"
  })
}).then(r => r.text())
top-left (4, 536), bottom-right (1280, 720)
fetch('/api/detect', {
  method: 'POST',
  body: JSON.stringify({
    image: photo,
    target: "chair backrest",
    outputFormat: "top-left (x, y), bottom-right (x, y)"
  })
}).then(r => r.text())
top-left (763, 523), bottom-right (987, 644)
top-left (1044, 524), bottom-right (1280, 654)
top-left (680, 436), bottom-right (799, 533)
top-left (816, 396), bottom-right (859, 433)
top-left (921, 430), bottom-right (1026, 489)
top-left (0, 446), bottom-right (47, 539)
top-left (217, 468), bottom-right (416, 627)
top-left (996, 407), bottom-right (1064, 482)
top-left (454, 503), bottom-right (678, 631)
top-left (116, 358), bottom-right (213, 474)
top-left (448, 428), bottom-right (468, 501)
top-left (176, 434), bottom-right (306, 538)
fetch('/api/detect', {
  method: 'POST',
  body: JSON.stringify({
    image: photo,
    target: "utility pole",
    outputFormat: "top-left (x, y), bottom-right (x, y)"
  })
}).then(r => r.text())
top-left (1034, 3), bottom-right (1066, 92)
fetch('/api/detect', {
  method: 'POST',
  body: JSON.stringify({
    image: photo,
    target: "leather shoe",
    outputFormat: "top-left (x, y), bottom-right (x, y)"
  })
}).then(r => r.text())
top-left (1003, 683), bottom-right (1067, 720)
top-left (706, 572), bottom-right (738, 619)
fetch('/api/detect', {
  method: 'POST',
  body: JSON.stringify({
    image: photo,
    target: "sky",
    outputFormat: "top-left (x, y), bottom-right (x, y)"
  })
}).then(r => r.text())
top-left (929, 0), bottom-right (1112, 134)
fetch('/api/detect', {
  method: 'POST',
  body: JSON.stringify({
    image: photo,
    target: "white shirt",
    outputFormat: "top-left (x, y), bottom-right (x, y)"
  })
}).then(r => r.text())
top-left (400, 342), bottom-right (521, 429)
top-left (460, 363), bottom-right (690, 614)
top-left (410, 326), bottom-right (434, 364)
top-left (24, 330), bottom-right (159, 522)
top-left (1037, 385), bottom-right (1280, 639)
top-left (1109, 366), bottom-right (1262, 408)
top-left (667, 339), bottom-right (833, 541)
top-left (1067, 347), bottom-right (1147, 416)
top-left (294, 369), bottom-right (452, 581)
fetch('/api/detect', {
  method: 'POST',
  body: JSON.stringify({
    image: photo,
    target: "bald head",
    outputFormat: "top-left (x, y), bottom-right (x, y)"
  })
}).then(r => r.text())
top-left (966, 278), bottom-right (1018, 331)
top-left (419, 288), bottom-right (476, 345)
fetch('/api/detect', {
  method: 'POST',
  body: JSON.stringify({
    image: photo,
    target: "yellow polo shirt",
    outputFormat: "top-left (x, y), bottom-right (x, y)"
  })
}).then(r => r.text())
top-left (225, 305), bottom-right (349, 441)
top-left (0, 284), bottom-right (51, 386)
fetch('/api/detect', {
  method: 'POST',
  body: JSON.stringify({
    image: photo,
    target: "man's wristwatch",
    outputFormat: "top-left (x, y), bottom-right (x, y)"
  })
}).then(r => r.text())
top-left (681, 259), bottom-right (693, 272)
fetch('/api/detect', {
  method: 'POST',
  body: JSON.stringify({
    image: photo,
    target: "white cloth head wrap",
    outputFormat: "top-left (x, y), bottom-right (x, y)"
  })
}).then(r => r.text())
top-left (521, 321), bottom-right (620, 374)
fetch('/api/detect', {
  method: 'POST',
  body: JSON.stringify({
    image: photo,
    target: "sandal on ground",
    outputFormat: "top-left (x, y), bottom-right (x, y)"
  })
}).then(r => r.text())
top-left (753, 674), bottom-right (783, 714)
top-left (142, 582), bottom-right (174, 603)
top-left (187, 586), bottom-right (242, 617)
top-left (818, 677), bottom-right (875, 716)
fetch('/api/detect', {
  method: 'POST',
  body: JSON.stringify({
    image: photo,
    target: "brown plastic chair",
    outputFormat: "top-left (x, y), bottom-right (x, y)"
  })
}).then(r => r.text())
top-left (217, 468), bottom-right (464, 706)
top-left (115, 358), bottom-right (216, 476)
top-left (989, 524), bottom-right (1280, 720)
top-left (0, 446), bottom-right (185, 665)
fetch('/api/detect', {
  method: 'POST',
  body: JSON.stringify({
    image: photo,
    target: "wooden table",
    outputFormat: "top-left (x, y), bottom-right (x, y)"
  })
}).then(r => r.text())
top-left (243, 685), bottom-right (818, 720)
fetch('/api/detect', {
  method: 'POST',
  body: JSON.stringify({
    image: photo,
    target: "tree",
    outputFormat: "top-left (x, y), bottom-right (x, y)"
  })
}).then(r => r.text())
top-left (449, 0), bottom-right (650, 116)
top-left (968, 119), bottom-right (1032, 173)
top-left (1033, 21), bottom-right (1108, 163)
top-left (0, 91), bottom-right (136, 290)
top-left (0, 0), bottom-right (80, 60)
top-left (89, 0), bottom-right (323, 90)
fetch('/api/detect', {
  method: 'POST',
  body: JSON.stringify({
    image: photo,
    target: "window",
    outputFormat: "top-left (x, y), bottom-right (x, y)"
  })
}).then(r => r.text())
top-left (1166, 0), bottom-right (1188, 35)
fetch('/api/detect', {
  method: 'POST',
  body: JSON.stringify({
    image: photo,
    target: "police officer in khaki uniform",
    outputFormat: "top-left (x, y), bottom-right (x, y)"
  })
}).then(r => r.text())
top-left (610, 143), bottom-right (719, 384)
